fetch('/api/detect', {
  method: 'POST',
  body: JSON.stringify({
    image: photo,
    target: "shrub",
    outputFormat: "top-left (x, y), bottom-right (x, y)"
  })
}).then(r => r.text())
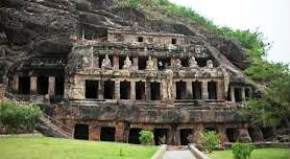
top-left (232, 143), bottom-right (255, 159)
top-left (139, 130), bottom-right (154, 145)
top-left (200, 131), bottom-right (220, 153)
top-left (0, 101), bottom-right (41, 133)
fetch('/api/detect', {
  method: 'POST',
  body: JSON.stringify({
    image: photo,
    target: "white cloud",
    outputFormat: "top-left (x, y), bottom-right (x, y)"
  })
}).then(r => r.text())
top-left (169, 0), bottom-right (290, 64)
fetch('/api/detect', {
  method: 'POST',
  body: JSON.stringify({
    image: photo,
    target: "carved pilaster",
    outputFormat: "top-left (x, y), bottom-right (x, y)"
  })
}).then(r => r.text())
top-left (13, 75), bottom-right (19, 93)
top-left (98, 80), bottom-right (104, 100)
top-left (115, 80), bottom-right (120, 100)
top-left (48, 76), bottom-right (55, 96)
top-left (217, 80), bottom-right (224, 100)
top-left (186, 81), bottom-right (193, 99)
top-left (231, 86), bottom-right (236, 102)
top-left (30, 76), bottom-right (37, 95)
top-left (202, 80), bottom-right (208, 100)
top-left (130, 81), bottom-right (136, 100)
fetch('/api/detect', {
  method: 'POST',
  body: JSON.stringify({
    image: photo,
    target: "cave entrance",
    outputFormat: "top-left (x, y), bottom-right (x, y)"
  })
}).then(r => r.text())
top-left (150, 82), bottom-right (160, 100)
top-left (192, 81), bottom-right (202, 99)
top-left (100, 127), bottom-right (116, 141)
top-left (85, 80), bottom-right (99, 99)
top-left (234, 87), bottom-right (242, 102)
top-left (261, 127), bottom-right (274, 141)
top-left (55, 76), bottom-right (64, 96)
top-left (176, 81), bottom-right (187, 100)
top-left (138, 56), bottom-right (148, 70)
top-left (120, 81), bottom-right (131, 99)
top-left (74, 124), bottom-right (89, 140)
top-left (37, 76), bottom-right (49, 95)
top-left (104, 80), bottom-right (115, 99)
top-left (180, 129), bottom-right (193, 145)
top-left (154, 128), bottom-right (169, 145)
top-left (136, 81), bottom-right (146, 100)
top-left (18, 76), bottom-right (30, 95)
top-left (208, 81), bottom-right (217, 100)
top-left (128, 128), bottom-right (141, 144)
top-left (226, 128), bottom-right (239, 142)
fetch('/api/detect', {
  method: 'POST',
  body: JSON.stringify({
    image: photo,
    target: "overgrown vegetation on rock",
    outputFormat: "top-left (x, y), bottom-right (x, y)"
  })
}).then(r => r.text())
top-left (0, 101), bottom-right (41, 134)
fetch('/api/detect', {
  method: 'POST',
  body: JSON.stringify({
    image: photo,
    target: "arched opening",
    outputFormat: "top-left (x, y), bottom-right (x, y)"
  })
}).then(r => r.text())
top-left (100, 127), bottom-right (116, 141)
top-left (74, 124), bottom-right (89, 140)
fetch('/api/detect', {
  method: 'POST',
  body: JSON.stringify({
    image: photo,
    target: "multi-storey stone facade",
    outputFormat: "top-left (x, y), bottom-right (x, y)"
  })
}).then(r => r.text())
top-left (6, 28), bottom-right (264, 145)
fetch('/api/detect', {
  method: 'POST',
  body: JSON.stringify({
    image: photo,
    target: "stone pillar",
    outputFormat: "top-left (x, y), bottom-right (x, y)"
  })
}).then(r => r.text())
top-left (172, 81), bottom-right (176, 100)
top-left (202, 80), bottom-right (208, 100)
top-left (217, 80), bottom-right (224, 101)
top-left (186, 81), bottom-right (193, 99)
top-left (145, 80), bottom-right (150, 101)
top-left (241, 87), bottom-right (246, 101)
top-left (160, 80), bottom-right (167, 101)
top-left (169, 124), bottom-right (179, 145)
top-left (238, 126), bottom-right (252, 143)
top-left (113, 55), bottom-right (119, 70)
top-left (218, 125), bottom-right (229, 147)
top-left (231, 86), bottom-right (236, 102)
top-left (133, 57), bottom-right (138, 70)
top-left (130, 81), bottom-right (136, 100)
top-left (115, 80), bottom-right (120, 99)
top-left (12, 75), bottom-right (19, 93)
top-left (98, 80), bottom-right (104, 100)
top-left (30, 76), bottom-right (37, 95)
top-left (48, 76), bottom-right (55, 96)
top-left (89, 125), bottom-right (100, 141)
top-left (193, 124), bottom-right (204, 144)
top-left (115, 122), bottom-right (125, 142)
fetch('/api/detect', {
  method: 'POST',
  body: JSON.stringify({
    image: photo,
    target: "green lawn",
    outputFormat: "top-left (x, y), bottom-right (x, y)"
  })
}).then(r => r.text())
top-left (0, 136), bottom-right (157, 159)
top-left (209, 148), bottom-right (290, 159)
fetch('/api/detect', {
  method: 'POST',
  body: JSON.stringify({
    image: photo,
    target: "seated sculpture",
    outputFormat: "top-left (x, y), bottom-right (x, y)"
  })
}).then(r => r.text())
top-left (146, 56), bottom-right (156, 70)
top-left (189, 56), bottom-right (198, 68)
top-left (206, 60), bottom-right (214, 69)
top-left (123, 56), bottom-right (132, 70)
top-left (101, 55), bottom-right (112, 69)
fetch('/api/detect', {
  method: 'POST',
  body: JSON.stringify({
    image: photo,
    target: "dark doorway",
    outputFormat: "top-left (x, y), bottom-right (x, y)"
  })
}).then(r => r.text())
top-left (138, 56), bottom-right (148, 70)
top-left (181, 58), bottom-right (189, 67)
top-left (180, 129), bottom-right (193, 145)
top-left (234, 87), bottom-right (242, 102)
top-left (85, 80), bottom-right (99, 99)
top-left (192, 81), bottom-right (202, 99)
top-left (261, 127), bottom-right (274, 141)
top-left (196, 58), bottom-right (207, 67)
top-left (172, 38), bottom-right (177, 45)
top-left (74, 124), bottom-right (89, 140)
top-left (37, 76), bottom-right (49, 95)
top-left (245, 88), bottom-right (251, 99)
top-left (104, 80), bottom-right (115, 99)
top-left (150, 82), bottom-right (160, 100)
top-left (119, 56), bottom-right (126, 69)
top-left (176, 81), bottom-right (187, 99)
top-left (226, 128), bottom-right (239, 142)
top-left (136, 81), bottom-right (146, 100)
top-left (120, 81), bottom-right (131, 99)
top-left (128, 128), bottom-right (141, 144)
top-left (18, 76), bottom-right (30, 95)
top-left (138, 37), bottom-right (144, 42)
top-left (208, 81), bottom-right (217, 100)
top-left (55, 76), bottom-right (64, 96)
top-left (154, 128), bottom-right (169, 145)
top-left (158, 58), bottom-right (171, 70)
top-left (100, 127), bottom-right (116, 141)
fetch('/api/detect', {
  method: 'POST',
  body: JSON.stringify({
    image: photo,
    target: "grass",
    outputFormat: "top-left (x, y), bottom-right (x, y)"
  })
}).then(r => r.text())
top-left (209, 148), bottom-right (290, 159)
top-left (0, 136), bottom-right (157, 159)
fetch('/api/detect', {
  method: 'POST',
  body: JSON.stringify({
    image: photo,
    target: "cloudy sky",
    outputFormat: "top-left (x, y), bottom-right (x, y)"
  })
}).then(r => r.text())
top-left (169, 0), bottom-right (290, 64)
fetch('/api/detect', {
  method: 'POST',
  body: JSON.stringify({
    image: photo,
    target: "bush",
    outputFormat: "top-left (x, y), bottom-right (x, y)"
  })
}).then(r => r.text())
top-left (0, 101), bottom-right (41, 133)
top-left (139, 130), bottom-right (154, 145)
top-left (232, 143), bottom-right (255, 159)
top-left (200, 131), bottom-right (220, 153)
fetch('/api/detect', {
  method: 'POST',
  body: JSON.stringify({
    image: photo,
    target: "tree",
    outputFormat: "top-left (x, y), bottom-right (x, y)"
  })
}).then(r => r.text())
top-left (139, 130), bottom-right (154, 145)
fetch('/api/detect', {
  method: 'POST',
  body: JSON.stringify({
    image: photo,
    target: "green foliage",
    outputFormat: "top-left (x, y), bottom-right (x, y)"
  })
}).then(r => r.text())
top-left (232, 143), bottom-right (255, 159)
top-left (139, 130), bottom-right (154, 145)
top-left (127, 0), bottom-right (139, 9)
top-left (0, 101), bottom-right (41, 133)
top-left (200, 131), bottom-right (220, 153)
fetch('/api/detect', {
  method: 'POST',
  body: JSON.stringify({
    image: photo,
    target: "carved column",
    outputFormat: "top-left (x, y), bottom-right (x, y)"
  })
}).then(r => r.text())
top-left (113, 55), bottom-right (119, 70)
top-left (48, 76), bottom-right (55, 96)
top-left (130, 81), bottom-right (136, 100)
top-left (133, 57), bottom-right (138, 70)
top-left (12, 75), bottom-right (19, 93)
top-left (231, 86), bottom-right (236, 102)
top-left (172, 81), bottom-right (176, 100)
top-left (145, 80), bottom-right (150, 101)
top-left (89, 124), bottom-right (100, 141)
top-left (30, 76), bottom-right (37, 95)
top-left (241, 87), bottom-right (246, 101)
top-left (115, 80), bottom-right (120, 100)
top-left (193, 123), bottom-right (204, 144)
top-left (202, 80), bottom-right (208, 100)
top-left (115, 122), bottom-right (125, 142)
top-left (98, 80), bottom-right (104, 100)
top-left (186, 81), bottom-right (193, 99)
top-left (217, 80), bottom-right (224, 101)
top-left (218, 125), bottom-right (229, 147)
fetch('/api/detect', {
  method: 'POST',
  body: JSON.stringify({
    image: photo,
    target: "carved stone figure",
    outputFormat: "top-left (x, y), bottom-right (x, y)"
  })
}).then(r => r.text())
top-left (101, 54), bottom-right (112, 69)
top-left (175, 58), bottom-right (182, 69)
top-left (146, 56), bottom-right (156, 70)
top-left (165, 69), bottom-right (174, 100)
top-left (206, 60), bottom-right (214, 68)
top-left (123, 56), bottom-right (132, 70)
top-left (189, 56), bottom-right (198, 68)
